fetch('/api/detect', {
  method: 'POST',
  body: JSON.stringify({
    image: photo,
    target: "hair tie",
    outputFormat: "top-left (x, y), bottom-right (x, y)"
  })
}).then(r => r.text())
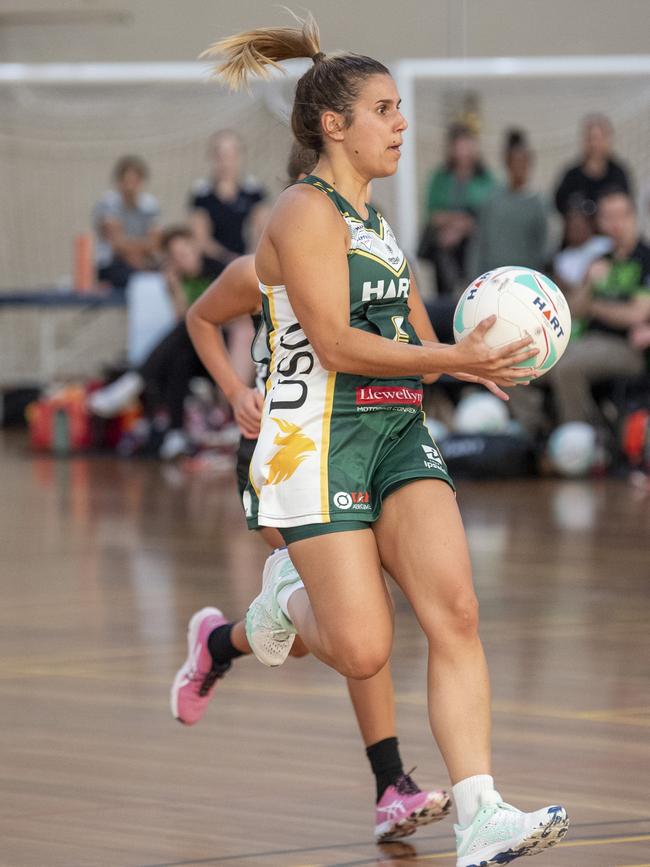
top-left (312, 51), bottom-right (326, 64)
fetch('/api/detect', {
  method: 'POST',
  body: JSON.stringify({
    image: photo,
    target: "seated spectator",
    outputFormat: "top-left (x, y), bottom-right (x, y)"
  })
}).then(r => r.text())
top-left (552, 198), bottom-right (612, 296)
top-left (93, 155), bottom-right (161, 291)
top-left (554, 114), bottom-right (631, 217)
top-left (419, 123), bottom-right (496, 295)
top-left (89, 227), bottom-right (226, 460)
top-left (189, 129), bottom-right (268, 268)
top-left (471, 129), bottom-right (547, 276)
top-left (510, 190), bottom-right (650, 436)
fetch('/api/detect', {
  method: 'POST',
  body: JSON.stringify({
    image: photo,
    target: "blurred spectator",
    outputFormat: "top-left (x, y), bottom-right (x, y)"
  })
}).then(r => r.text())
top-left (471, 129), bottom-right (547, 275)
top-left (189, 130), bottom-right (268, 268)
top-left (419, 123), bottom-right (496, 295)
top-left (162, 226), bottom-right (223, 316)
top-left (552, 199), bottom-right (612, 300)
top-left (89, 227), bottom-right (225, 460)
top-left (639, 179), bottom-right (650, 242)
top-left (510, 190), bottom-right (650, 435)
top-left (93, 155), bottom-right (161, 291)
top-left (554, 114), bottom-right (631, 216)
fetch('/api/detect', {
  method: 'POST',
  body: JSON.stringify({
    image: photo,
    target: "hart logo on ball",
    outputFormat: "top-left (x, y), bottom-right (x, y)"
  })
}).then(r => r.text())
top-left (453, 267), bottom-right (572, 376)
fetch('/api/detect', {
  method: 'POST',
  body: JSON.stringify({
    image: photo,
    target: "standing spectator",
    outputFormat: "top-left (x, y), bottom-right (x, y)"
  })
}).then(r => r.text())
top-left (420, 123), bottom-right (496, 295)
top-left (89, 227), bottom-right (226, 459)
top-left (471, 129), bottom-right (547, 275)
top-left (554, 114), bottom-right (631, 216)
top-left (93, 155), bottom-right (161, 291)
top-left (189, 130), bottom-right (268, 268)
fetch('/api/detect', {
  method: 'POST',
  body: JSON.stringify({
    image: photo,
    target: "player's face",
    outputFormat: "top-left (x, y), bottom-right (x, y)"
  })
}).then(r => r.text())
top-left (343, 74), bottom-right (407, 179)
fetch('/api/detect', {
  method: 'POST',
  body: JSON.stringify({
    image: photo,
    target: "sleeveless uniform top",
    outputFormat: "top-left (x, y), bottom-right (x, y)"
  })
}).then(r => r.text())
top-left (248, 175), bottom-right (425, 528)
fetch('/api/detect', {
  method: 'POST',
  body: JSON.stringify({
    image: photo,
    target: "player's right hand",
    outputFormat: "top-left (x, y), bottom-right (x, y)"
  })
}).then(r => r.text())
top-left (449, 315), bottom-right (539, 389)
top-left (232, 387), bottom-right (264, 439)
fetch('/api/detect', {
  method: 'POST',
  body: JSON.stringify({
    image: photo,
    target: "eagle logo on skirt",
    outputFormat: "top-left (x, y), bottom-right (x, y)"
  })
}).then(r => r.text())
top-left (265, 418), bottom-right (316, 485)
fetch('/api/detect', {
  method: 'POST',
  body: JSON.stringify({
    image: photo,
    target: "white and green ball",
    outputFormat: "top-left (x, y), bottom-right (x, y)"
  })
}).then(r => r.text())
top-left (453, 392), bottom-right (510, 435)
top-left (548, 422), bottom-right (597, 477)
top-left (453, 267), bottom-right (572, 377)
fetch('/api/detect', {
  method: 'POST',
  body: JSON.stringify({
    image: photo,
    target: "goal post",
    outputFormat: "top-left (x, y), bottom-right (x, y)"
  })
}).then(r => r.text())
top-left (392, 54), bottom-right (650, 258)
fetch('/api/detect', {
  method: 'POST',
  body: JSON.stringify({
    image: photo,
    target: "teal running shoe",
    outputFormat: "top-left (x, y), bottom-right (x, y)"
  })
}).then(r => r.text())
top-left (245, 548), bottom-right (299, 667)
top-left (455, 789), bottom-right (569, 866)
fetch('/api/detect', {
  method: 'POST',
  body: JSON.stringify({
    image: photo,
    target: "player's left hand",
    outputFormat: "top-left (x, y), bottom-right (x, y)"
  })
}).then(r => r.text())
top-left (451, 370), bottom-right (534, 401)
top-left (232, 387), bottom-right (264, 439)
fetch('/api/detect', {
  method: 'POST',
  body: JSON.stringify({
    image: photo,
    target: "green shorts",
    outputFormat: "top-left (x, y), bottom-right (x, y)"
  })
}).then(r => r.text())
top-left (244, 409), bottom-right (454, 543)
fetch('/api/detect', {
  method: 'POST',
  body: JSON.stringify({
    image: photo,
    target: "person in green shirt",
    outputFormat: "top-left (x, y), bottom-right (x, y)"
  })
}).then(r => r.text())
top-left (421, 123), bottom-right (496, 295)
top-left (471, 130), bottom-right (548, 277)
top-left (508, 190), bottom-right (650, 436)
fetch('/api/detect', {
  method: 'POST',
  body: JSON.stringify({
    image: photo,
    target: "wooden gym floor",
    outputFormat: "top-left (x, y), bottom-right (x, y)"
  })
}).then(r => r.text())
top-left (0, 432), bottom-right (649, 867)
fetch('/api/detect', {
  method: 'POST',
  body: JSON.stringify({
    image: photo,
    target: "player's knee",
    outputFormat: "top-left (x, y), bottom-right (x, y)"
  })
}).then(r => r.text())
top-left (427, 588), bottom-right (480, 645)
top-left (447, 590), bottom-right (480, 637)
top-left (341, 651), bottom-right (388, 680)
top-left (331, 637), bottom-right (390, 680)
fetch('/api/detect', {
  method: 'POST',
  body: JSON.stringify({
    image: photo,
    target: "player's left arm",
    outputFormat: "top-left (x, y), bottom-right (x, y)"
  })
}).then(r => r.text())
top-left (186, 255), bottom-right (264, 438)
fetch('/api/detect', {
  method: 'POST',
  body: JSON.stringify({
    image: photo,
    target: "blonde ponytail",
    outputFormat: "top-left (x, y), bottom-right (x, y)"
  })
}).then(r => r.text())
top-left (201, 10), bottom-right (321, 91)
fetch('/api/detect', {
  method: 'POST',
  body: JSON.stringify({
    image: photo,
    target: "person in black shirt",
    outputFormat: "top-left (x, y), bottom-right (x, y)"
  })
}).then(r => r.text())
top-left (189, 129), bottom-right (267, 268)
top-left (554, 114), bottom-right (631, 216)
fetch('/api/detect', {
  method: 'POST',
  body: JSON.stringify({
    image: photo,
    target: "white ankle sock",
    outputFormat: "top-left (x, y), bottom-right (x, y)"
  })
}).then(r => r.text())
top-left (276, 581), bottom-right (304, 620)
top-left (452, 774), bottom-right (495, 827)
top-left (275, 555), bottom-right (304, 620)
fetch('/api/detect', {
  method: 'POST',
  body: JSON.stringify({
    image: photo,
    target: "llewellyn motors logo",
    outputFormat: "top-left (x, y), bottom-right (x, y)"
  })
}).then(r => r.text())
top-left (356, 386), bottom-right (423, 414)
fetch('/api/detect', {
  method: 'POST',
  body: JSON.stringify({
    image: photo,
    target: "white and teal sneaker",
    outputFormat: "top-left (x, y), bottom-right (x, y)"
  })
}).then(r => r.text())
top-left (245, 548), bottom-right (299, 667)
top-left (455, 790), bottom-right (569, 866)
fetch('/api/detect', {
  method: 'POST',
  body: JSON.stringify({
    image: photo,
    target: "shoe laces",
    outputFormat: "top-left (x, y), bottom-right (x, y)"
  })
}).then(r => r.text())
top-left (478, 789), bottom-right (520, 818)
top-left (394, 768), bottom-right (422, 796)
top-left (198, 661), bottom-right (231, 696)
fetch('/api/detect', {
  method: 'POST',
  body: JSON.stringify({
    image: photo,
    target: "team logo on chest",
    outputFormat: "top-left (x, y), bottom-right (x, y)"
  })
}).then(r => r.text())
top-left (348, 216), bottom-right (405, 274)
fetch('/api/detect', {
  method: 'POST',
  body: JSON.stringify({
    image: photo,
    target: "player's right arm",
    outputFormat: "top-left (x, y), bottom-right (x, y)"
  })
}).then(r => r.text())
top-left (265, 186), bottom-right (537, 389)
top-left (186, 255), bottom-right (264, 438)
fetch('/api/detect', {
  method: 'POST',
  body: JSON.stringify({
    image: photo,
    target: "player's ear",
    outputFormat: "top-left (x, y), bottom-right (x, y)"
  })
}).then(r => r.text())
top-left (321, 110), bottom-right (346, 143)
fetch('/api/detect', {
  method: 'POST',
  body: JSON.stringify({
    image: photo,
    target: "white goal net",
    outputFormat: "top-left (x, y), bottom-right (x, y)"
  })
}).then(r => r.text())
top-left (1, 57), bottom-right (650, 292)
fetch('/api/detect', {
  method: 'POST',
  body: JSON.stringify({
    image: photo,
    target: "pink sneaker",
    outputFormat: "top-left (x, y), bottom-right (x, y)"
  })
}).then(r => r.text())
top-left (170, 607), bottom-right (230, 725)
top-left (375, 772), bottom-right (451, 843)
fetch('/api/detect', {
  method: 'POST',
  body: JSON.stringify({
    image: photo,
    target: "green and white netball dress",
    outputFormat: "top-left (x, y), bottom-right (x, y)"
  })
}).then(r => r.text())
top-left (244, 176), bottom-right (453, 538)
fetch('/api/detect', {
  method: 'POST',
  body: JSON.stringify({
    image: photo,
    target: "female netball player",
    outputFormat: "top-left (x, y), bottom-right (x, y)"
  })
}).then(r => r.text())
top-left (171, 143), bottom-right (451, 844)
top-left (200, 13), bottom-right (569, 867)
